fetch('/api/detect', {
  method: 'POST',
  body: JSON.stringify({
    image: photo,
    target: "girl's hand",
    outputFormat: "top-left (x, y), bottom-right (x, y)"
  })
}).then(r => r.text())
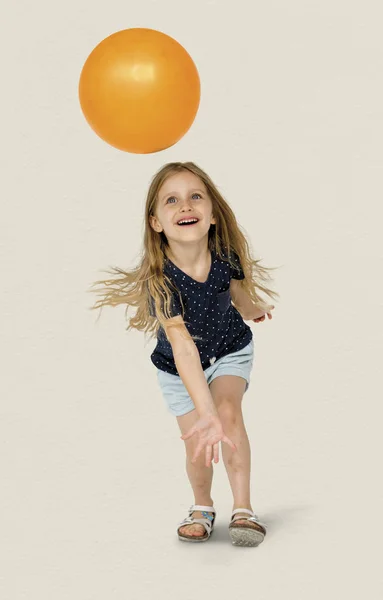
top-left (251, 304), bottom-right (275, 323)
top-left (180, 412), bottom-right (237, 467)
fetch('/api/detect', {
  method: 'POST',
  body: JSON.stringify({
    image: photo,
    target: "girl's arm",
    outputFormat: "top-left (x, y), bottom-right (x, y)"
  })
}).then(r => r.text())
top-left (164, 316), bottom-right (218, 417)
top-left (229, 278), bottom-right (268, 320)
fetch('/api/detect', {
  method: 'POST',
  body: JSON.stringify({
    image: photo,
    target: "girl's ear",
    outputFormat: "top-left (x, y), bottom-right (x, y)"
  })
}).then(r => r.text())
top-left (150, 215), bottom-right (163, 232)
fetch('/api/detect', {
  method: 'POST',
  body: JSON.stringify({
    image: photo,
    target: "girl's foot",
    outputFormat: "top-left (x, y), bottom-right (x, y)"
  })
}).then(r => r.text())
top-left (231, 508), bottom-right (266, 533)
top-left (179, 507), bottom-right (215, 538)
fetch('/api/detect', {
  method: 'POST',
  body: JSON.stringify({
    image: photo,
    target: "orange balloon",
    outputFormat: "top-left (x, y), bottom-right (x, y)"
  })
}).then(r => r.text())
top-left (78, 28), bottom-right (201, 153)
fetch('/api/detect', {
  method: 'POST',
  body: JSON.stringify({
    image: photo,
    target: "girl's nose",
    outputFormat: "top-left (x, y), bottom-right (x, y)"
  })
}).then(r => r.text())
top-left (180, 198), bottom-right (194, 209)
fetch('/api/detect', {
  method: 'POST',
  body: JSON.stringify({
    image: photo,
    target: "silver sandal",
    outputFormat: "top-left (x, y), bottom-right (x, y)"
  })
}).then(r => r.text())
top-left (177, 504), bottom-right (216, 543)
top-left (229, 508), bottom-right (267, 547)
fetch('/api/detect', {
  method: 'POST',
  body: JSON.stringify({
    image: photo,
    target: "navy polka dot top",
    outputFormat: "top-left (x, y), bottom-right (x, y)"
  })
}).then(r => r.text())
top-left (149, 247), bottom-right (253, 376)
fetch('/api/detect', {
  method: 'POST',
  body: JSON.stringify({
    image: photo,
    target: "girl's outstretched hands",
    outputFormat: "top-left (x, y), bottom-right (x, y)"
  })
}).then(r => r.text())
top-left (180, 412), bottom-right (237, 467)
top-left (252, 304), bottom-right (275, 323)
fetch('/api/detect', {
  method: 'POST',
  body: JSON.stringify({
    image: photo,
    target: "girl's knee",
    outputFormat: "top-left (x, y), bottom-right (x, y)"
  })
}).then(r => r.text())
top-left (217, 401), bottom-right (243, 430)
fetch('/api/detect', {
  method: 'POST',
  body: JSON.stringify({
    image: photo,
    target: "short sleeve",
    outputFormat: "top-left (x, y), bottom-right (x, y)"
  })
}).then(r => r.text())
top-left (229, 250), bottom-right (245, 280)
top-left (148, 286), bottom-right (183, 318)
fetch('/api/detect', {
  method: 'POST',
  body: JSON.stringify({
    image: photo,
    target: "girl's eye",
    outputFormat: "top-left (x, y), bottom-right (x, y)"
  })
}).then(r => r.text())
top-left (166, 193), bottom-right (201, 204)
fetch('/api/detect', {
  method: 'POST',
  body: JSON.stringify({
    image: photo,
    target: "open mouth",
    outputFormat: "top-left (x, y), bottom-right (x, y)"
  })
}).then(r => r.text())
top-left (177, 218), bottom-right (200, 227)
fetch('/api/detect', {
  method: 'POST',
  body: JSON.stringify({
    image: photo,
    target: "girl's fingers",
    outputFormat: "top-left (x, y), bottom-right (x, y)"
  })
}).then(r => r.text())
top-left (223, 436), bottom-right (237, 451)
top-left (192, 445), bottom-right (202, 463)
top-left (205, 444), bottom-right (212, 467)
top-left (181, 428), bottom-right (194, 440)
top-left (213, 443), bottom-right (219, 463)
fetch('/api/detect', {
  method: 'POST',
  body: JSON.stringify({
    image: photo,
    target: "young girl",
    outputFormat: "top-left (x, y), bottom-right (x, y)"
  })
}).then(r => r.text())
top-left (89, 161), bottom-right (279, 547)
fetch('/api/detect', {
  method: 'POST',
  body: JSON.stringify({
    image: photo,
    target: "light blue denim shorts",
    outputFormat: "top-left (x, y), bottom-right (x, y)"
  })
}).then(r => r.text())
top-left (156, 339), bottom-right (254, 417)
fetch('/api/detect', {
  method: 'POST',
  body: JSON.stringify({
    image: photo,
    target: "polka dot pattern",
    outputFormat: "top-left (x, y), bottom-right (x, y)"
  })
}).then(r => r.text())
top-left (149, 248), bottom-right (253, 376)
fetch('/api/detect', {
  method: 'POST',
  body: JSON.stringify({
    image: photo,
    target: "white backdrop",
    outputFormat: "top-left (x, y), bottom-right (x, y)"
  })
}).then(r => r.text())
top-left (1, 1), bottom-right (382, 598)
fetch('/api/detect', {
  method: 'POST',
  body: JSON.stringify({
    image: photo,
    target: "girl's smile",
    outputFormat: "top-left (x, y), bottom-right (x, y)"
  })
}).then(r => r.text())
top-left (176, 217), bottom-right (200, 227)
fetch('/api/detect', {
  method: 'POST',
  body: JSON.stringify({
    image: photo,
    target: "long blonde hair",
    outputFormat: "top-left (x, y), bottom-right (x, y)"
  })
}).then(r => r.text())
top-left (88, 161), bottom-right (281, 342)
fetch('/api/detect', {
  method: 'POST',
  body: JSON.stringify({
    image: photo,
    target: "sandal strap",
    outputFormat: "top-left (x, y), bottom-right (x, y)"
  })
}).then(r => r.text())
top-left (189, 504), bottom-right (216, 514)
top-left (231, 508), bottom-right (253, 517)
top-left (248, 516), bottom-right (267, 529)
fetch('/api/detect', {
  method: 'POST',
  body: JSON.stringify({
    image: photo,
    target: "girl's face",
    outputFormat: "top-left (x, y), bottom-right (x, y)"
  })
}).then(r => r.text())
top-left (150, 171), bottom-right (216, 244)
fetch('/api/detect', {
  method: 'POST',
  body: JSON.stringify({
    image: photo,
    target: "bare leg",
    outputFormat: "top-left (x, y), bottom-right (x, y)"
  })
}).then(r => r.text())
top-left (210, 375), bottom-right (262, 530)
top-left (221, 413), bottom-right (253, 511)
top-left (176, 409), bottom-right (215, 537)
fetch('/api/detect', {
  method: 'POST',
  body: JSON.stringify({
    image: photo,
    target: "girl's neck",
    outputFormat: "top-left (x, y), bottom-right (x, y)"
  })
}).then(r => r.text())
top-left (166, 244), bottom-right (211, 271)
